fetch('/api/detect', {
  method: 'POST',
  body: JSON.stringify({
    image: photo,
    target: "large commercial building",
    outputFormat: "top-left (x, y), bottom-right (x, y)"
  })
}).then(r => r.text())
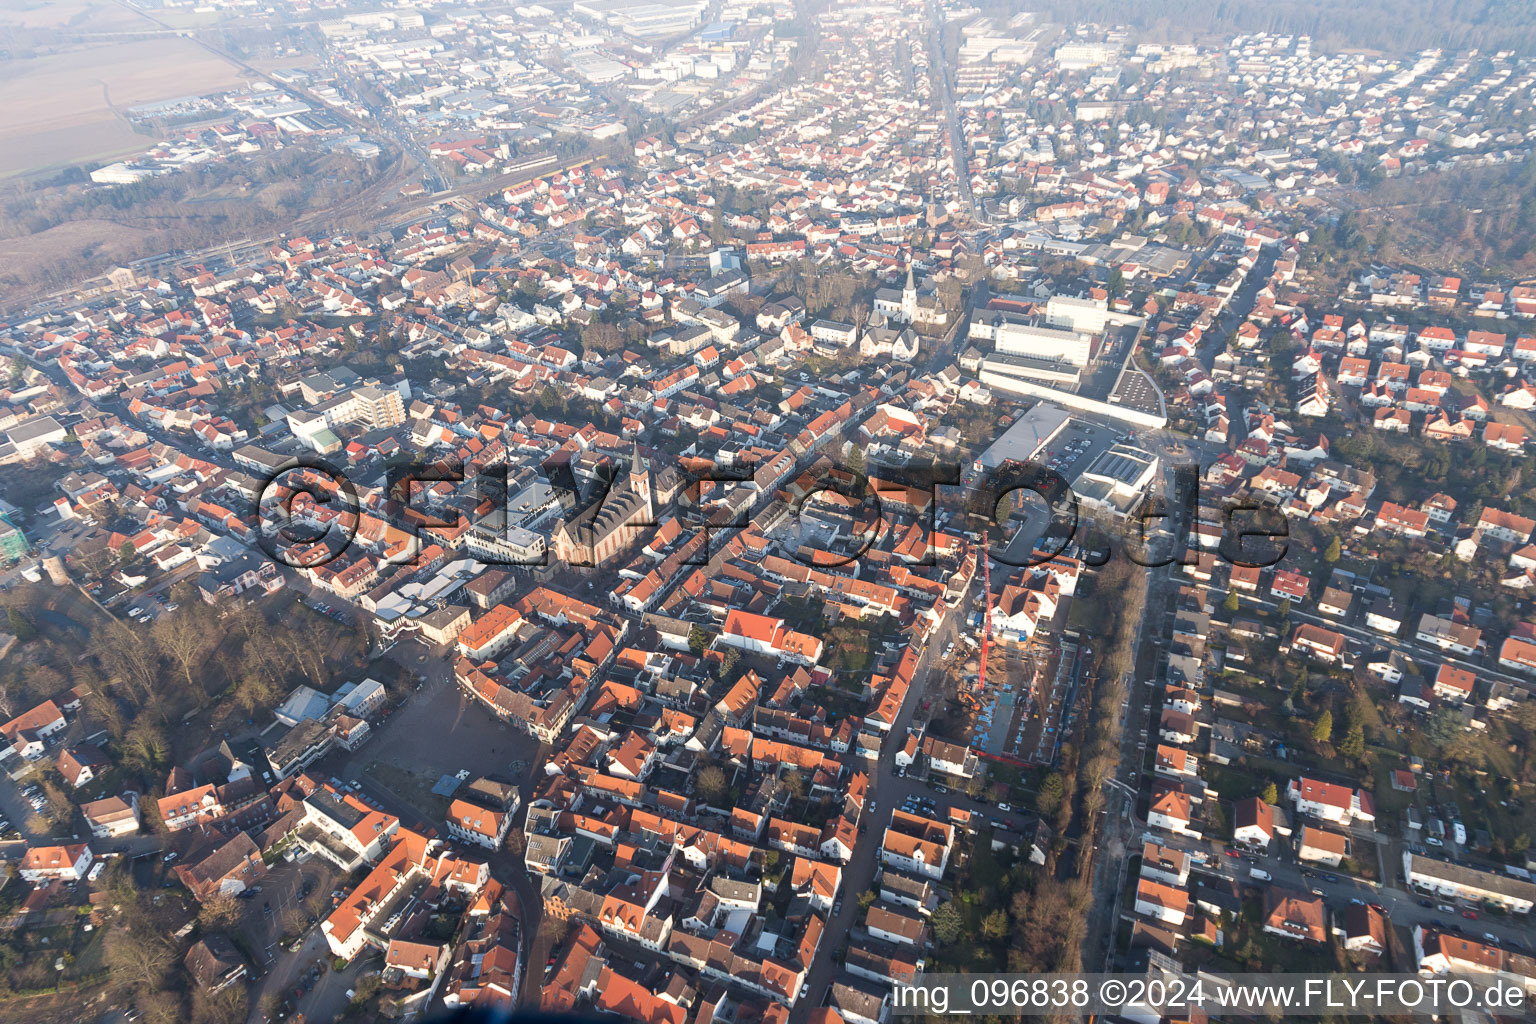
top-left (979, 352), bottom-right (1084, 391)
top-left (971, 294), bottom-right (1142, 392)
top-left (1044, 294), bottom-right (1114, 334)
top-left (965, 402), bottom-right (1072, 486)
top-left (995, 322), bottom-right (1093, 366)
top-left (287, 383), bottom-right (407, 452)
top-left (1054, 42), bottom-right (1119, 69)
top-left (1070, 443), bottom-right (1160, 516)
top-left (572, 0), bottom-right (709, 37)
top-left (3, 416), bottom-right (67, 460)
top-left (971, 310), bottom-right (1093, 367)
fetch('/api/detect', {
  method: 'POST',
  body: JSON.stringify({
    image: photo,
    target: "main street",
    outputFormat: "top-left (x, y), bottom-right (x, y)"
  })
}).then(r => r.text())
top-left (927, 5), bottom-right (977, 222)
top-left (1078, 397), bottom-right (1217, 971)
top-left (1073, 226), bottom-right (1290, 969)
top-left (789, 582), bottom-right (970, 1024)
top-left (1083, 561), bottom-right (1172, 971)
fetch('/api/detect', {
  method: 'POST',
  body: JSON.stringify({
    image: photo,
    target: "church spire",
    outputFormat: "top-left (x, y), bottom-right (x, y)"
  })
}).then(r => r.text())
top-left (630, 442), bottom-right (653, 516)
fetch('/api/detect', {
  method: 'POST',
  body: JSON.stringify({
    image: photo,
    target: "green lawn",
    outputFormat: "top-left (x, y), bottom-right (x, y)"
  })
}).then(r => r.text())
top-left (1205, 762), bottom-right (1267, 803)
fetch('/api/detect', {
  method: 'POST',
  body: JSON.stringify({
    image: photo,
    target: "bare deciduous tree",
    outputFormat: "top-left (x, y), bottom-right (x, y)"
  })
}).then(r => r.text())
top-left (191, 986), bottom-right (247, 1024)
top-left (106, 927), bottom-right (176, 993)
top-left (152, 611), bottom-right (214, 695)
top-left (197, 893), bottom-right (242, 932)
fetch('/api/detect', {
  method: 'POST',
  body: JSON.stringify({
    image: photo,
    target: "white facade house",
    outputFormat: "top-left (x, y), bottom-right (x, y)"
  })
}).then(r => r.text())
top-left (19, 844), bottom-right (93, 882)
top-left (82, 794), bottom-right (141, 839)
top-left (1134, 879), bottom-right (1189, 926)
top-left (1288, 777), bottom-right (1375, 825)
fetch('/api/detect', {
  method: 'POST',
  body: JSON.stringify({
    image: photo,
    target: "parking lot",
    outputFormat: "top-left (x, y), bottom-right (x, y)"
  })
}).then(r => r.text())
top-left (1109, 366), bottom-right (1164, 418)
top-left (344, 661), bottom-right (541, 810)
top-left (996, 416), bottom-right (1125, 564)
top-left (248, 858), bottom-right (341, 948)
top-left (1039, 418), bottom-right (1123, 486)
top-left (120, 590), bottom-right (178, 624)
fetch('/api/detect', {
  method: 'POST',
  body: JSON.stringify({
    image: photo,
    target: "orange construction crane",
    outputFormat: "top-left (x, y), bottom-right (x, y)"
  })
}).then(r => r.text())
top-left (977, 533), bottom-right (993, 696)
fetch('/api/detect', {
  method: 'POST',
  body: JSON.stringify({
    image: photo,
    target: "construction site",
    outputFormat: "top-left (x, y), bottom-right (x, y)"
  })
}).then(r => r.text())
top-left (924, 536), bottom-right (1083, 771)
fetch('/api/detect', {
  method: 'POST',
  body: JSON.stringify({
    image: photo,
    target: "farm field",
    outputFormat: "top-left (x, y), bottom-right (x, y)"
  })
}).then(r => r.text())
top-left (0, 0), bottom-right (147, 30)
top-left (0, 37), bottom-right (255, 177)
top-left (0, 216), bottom-right (149, 269)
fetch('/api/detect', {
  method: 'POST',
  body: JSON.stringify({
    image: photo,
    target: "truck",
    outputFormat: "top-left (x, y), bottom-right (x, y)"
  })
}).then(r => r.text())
top-left (1249, 867), bottom-right (1273, 882)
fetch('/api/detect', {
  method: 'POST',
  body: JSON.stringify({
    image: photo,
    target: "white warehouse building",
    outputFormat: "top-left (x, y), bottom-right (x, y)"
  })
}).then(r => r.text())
top-left (993, 321), bottom-right (1093, 367)
top-left (1045, 294), bottom-right (1113, 335)
top-left (1071, 443), bottom-right (1160, 516)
